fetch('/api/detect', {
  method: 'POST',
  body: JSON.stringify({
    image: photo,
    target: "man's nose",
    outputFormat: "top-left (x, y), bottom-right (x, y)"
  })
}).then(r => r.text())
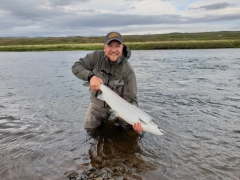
top-left (111, 46), bottom-right (118, 51)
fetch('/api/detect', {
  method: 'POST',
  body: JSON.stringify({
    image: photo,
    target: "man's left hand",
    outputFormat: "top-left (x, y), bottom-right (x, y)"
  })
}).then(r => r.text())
top-left (133, 122), bottom-right (143, 133)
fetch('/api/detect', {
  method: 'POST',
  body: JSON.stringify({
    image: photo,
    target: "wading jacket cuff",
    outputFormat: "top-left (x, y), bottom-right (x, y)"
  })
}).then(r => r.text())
top-left (88, 72), bottom-right (95, 82)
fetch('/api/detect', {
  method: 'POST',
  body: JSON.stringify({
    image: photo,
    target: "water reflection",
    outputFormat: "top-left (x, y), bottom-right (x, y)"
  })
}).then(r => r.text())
top-left (77, 121), bottom-right (156, 179)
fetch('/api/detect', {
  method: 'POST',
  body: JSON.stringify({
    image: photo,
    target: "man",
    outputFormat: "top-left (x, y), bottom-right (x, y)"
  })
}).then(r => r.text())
top-left (72, 31), bottom-right (142, 135)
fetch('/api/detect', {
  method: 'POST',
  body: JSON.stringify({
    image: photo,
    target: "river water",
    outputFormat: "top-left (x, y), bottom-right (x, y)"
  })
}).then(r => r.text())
top-left (0, 49), bottom-right (240, 180)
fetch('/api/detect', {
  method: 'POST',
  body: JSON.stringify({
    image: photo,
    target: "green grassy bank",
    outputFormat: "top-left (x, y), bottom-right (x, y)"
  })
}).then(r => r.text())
top-left (1, 31), bottom-right (240, 51)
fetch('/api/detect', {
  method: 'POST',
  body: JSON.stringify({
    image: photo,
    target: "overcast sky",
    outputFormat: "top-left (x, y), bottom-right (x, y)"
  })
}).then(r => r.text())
top-left (1, 0), bottom-right (240, 37)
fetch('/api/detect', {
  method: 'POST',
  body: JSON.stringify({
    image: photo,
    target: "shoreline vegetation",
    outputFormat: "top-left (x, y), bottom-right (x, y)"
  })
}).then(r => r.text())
top-left (0, 31), bottom-right (240, 51)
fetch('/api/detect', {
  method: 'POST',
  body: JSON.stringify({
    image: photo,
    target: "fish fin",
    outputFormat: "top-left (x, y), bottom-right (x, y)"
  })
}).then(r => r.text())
top-left (110, 109), bottom-right (118, 115)
top-left (83, 82), bottom-right (90, 87)
top-left (138, 118), bottom-right (147, 125)
top-left (97, 93), bottom-right (105, 101)
top-left (108, 110), bottom-right (118, 120)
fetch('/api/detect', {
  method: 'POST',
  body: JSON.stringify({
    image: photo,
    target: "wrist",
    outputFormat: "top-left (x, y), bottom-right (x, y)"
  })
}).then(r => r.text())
top-left (88, 72), bottom-right (95, 82)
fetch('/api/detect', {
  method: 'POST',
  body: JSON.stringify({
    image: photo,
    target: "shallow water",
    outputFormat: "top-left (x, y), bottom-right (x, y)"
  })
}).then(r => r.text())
top-left (0, 49), bottom-right (240, 180)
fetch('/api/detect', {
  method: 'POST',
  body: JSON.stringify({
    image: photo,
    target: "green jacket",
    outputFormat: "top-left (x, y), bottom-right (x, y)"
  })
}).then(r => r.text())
top-left (72, 45), bottom-right (138, 108)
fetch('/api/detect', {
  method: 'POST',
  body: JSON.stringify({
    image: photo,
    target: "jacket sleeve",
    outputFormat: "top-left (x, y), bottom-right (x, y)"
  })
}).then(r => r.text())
top-left (123, 65), bottom-right (138, 107)
top-left (72, 51), bottom-right (96, 81)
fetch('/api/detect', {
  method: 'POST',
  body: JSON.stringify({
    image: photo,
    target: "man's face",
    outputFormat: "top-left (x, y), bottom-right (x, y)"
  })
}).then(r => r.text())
top-left (104, 40), bottom-right (123, 62)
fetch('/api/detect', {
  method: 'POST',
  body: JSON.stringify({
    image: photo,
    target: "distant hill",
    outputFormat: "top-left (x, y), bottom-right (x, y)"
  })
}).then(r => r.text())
top-left (0, 31), bottom-right (240, 46)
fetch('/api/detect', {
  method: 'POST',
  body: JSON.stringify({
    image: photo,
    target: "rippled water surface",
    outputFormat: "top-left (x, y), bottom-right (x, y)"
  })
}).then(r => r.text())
top-left (0, 49), bottom-right (240, 180)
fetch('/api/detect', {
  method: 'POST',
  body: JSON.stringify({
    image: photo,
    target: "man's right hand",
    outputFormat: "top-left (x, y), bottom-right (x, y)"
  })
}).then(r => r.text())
top-left (90, 76), bottom-right (103, 91)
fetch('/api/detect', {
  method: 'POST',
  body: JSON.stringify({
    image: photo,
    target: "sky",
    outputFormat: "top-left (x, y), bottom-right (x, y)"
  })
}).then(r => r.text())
top-left (1, 0), bottom-right (240, 37)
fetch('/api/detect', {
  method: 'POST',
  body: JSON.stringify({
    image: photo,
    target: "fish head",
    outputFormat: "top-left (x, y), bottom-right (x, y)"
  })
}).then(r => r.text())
top-left (138, 117), bottom-right (164, 136)
top-left (149, 120), bottom-right (164, 136)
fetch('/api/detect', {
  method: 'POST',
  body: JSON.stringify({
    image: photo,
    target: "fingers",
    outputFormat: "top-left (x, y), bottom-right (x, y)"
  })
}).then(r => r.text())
top-left (133, 122), bottom-right (143, 133)
top-left (90, 76), bottom-right (103, 90)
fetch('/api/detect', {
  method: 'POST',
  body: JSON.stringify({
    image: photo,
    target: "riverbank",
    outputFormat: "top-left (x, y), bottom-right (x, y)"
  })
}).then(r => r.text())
top-left (1, 31), bottom-right (240, 51)
top-left (0, 40), bottom-right (240, 51)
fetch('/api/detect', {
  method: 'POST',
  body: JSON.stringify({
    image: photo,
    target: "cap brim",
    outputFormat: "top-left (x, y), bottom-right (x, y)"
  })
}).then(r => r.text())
top-left (105, 38), bottom-right (123, 44)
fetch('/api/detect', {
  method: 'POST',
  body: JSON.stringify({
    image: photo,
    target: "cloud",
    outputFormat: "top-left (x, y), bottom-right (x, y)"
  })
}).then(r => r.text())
top-left (45, 0), bottom-right (90, 7)
top-left (190, 2), bottom-right (231, 10)
top-left (80, 9), bottom-right (99, 13)
top-left (0, 0), bottom-right (63, 20)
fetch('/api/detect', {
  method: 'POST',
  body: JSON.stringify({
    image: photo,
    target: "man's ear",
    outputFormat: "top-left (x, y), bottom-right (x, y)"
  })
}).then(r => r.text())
top-left (121, 44), bottom-right (124, 50)
top-left (103, 44), bottom-right (106, 51)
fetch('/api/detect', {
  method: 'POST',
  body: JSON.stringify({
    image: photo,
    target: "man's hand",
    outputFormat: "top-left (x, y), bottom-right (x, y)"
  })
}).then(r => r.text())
top-left (90, 76), bottom-right (103, 91)
top-left (133, 122), bottom-right (143, 133)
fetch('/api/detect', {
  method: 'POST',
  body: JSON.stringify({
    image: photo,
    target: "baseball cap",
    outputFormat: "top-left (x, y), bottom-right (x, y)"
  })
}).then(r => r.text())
top-left (104, 31), bottom-right (123, 44)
